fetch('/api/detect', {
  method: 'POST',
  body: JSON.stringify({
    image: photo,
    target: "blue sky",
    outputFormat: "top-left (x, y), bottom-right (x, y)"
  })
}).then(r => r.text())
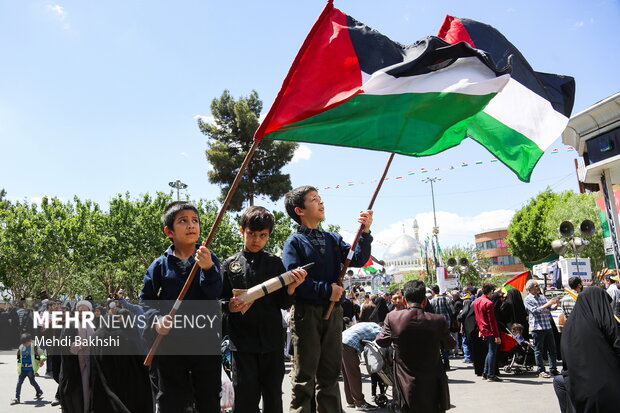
top-left (1, 0), bottom-right (619, 258)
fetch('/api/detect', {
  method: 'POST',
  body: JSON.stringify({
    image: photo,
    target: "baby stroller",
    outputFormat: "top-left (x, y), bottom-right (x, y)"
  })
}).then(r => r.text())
top-left (220, 337), bottom-right (234, 412)
top-left (362, 340), bottom-right (406, 411)
top-left (221, 337), bottom-right (233, 380)
top-left (498, 332), bottom-right (534, 375)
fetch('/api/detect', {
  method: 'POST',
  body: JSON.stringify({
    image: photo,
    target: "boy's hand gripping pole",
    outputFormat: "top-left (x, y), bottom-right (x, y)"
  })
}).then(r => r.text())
top-left (323, 152), bottom-right (395, 320)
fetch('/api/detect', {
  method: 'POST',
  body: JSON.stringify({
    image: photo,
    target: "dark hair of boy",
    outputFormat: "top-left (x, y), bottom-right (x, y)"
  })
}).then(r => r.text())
top-left (404, 280), bottom-right (427, 304)
top-left (568, 276), bottom-right (582, 290)
top-left (20, 333), bottom-right (32, 344)
top-left (431, 285), bottom-right (440, 295)
top-left (240, 206), bottom-right (274, 233)
top-left (284, 185), bottom-right (318, 225)
top-left (481, 283), bottom-right (496, 295)
top-left (162, 201), bottom-right (200, 229)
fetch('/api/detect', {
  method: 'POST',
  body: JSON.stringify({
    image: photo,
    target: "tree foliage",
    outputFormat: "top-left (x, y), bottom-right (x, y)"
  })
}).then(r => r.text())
top-left (0, 193), bottom-right (241, 301)
top-left (506, 189), bottom-right (560, 264)
top-left (198, 90), bottom-right (298, 211)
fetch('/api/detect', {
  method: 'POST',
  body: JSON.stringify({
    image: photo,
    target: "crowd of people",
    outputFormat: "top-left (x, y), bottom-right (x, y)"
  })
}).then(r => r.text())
top-left (2, 186), bottom-right (619, 413)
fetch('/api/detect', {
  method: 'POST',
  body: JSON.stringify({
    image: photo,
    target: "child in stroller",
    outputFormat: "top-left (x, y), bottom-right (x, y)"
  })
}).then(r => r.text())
top-left (500, 323), bottom-right (534, 374)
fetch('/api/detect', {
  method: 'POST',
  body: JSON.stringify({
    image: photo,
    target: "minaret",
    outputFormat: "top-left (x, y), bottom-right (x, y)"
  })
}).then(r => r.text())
top-left (413, 219), bottom-right (419, 241)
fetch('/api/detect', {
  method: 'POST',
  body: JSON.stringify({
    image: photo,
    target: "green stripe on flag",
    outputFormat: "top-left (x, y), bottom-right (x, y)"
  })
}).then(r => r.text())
top-left (466, 111), bottom-right (544, 182)
top-left (266, 92), bottom-right (497, 156)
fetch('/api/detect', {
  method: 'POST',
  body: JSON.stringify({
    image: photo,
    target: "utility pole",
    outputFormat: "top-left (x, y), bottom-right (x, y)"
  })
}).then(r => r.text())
top-left (422, 176), bottom-right (441, 236)
top-left (168, 179), bottom-right (188, 201)
top-left (423, 177), bottom-right (441, 285)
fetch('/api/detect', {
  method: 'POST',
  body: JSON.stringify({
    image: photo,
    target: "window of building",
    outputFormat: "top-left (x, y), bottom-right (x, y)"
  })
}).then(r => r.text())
top-left (476, 238), bottom-right (509, 250)
top-left (490, 255), bottom-right (521, 266)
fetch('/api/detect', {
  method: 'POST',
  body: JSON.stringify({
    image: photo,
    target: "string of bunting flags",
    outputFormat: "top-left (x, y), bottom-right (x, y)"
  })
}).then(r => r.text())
top-left (250, 147), bottom-right (575, 202)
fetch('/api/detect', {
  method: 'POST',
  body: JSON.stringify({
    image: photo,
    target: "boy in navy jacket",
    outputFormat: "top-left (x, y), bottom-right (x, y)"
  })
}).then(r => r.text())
top-left (221, 206), bottom-right (307, 413)
top-left (140, 201), bottom-right (222, 413)
top-left (282, 186), bottom-right (373, 412)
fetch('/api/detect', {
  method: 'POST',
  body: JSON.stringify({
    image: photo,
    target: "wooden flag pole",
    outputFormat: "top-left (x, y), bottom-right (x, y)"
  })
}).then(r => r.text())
top-left (323, 152), bottom-right (395, 320)
top-left (144, 140), bottom-right (260, 366)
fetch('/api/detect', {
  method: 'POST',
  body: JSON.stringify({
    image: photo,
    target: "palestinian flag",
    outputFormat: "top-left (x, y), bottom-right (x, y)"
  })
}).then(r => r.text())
top-left (501, 270), bottom-right (529, 293)
top-left (362, 257), bottom-right (379, 274)
top-left (438, 16), bottom-right (575, 181)
top-left (255, 2), bottom-right (510, 163)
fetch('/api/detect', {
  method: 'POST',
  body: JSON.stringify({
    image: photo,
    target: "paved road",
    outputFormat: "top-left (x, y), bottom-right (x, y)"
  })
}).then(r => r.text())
top-left (0, 351), bottom-right (559, 412)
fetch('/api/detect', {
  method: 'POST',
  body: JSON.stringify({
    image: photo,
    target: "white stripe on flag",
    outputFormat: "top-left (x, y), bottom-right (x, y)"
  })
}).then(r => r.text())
top-left (361, 57), bottom-right (510, 96)
top-left (483, 78), bottom-right (569, 150)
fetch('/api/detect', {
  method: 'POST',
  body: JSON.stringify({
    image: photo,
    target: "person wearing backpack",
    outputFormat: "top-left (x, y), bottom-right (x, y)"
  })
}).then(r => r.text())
top-left (341, 322), bottom-right (382, 411)
top-left (11, 333), bottom-right (46, 405)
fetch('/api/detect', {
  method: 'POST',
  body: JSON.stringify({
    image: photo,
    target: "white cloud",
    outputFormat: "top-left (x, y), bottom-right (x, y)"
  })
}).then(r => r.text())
top-left (292, 144), bottom-right (312, 163)
top-left (180, 152), bottom-right (188, 157)
top-left (47, 4), bottom-right (70, 29)
top-left (194, 115), bottom-right (215, 124)
top-left (47, 4), bottom-right (66, 18)
top-left (574, 21), bottom-right (585, 28)
top-left (371, 209), bottom-right (515, 258)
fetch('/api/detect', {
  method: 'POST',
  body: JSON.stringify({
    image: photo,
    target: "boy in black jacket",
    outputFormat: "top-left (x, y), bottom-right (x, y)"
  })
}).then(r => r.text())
top-left (282, 186), bottom-right (373, 412)
top-left (221, 206), bottom-right (307, 413)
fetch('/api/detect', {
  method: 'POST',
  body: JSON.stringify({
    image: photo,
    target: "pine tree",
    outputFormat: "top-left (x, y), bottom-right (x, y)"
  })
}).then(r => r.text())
top-left (199, 90), bottom-right (298, 211)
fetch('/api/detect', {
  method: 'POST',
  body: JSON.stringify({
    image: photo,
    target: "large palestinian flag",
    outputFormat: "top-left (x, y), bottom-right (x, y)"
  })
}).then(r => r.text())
top-left (254, 2), bottom-right (510, 168)
top-left (438, 16), bottom-right (575, 181)
top-left (254, 2), bottom-right (575, 181)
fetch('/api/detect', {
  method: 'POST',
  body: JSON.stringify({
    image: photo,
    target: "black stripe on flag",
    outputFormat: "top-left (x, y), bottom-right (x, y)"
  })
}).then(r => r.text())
top-left (346, 15), bottom-right (405, 75)
top-left (459, 18), bottom-right (575, 117)
top-left (384, 36), bottom-right (511, 79)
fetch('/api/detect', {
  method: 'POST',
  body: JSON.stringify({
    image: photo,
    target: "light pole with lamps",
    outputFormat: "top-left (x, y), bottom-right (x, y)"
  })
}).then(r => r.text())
top-left (422, 176), bottom-right (441, 285)
top-left (168, 179), bottom-right (188, 201)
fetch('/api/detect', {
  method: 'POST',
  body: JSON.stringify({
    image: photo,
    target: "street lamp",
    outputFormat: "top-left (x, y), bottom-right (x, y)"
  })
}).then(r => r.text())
top-left (423, 176), bottom-right (441, 284)
top-left (422, 177), bottom-right (441, 236)
top-left (168, 179), bottom-right (188, 201)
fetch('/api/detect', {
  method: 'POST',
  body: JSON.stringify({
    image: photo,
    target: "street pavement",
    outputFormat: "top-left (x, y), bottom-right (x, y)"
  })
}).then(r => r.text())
top-left (0, 351), bottom-right (559, 412)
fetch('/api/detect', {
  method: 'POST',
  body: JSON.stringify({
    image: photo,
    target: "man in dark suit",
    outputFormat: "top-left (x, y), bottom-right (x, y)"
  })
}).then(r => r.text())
top-left (376, 280), bottom-right (455, 413)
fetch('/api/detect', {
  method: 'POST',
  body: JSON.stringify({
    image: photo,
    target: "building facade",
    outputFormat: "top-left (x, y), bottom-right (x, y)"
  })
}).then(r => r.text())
top-left (475, 228), bottom-right (525, 275)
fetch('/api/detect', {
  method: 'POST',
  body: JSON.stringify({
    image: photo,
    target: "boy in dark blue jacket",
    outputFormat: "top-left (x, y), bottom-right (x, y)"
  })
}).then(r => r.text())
top-left (282, 186), bottom-right (373, 412)
top-left (140, 201), bottom-right (222, 413)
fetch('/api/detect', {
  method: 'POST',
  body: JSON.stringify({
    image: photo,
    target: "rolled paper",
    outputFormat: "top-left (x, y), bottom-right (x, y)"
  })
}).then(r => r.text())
top-left (232, 263), bottom-right (314, 314)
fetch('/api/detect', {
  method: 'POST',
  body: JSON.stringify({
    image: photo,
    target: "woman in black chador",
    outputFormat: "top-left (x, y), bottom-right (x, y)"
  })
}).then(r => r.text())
top-left (561, 287), bottom-right (620, 413)
top-left (500, 288), bottom-right (529, 338)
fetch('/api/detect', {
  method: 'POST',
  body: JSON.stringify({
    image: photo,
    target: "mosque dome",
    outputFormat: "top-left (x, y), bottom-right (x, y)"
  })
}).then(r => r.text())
top-left (383, 233), bottom-right (422, 262)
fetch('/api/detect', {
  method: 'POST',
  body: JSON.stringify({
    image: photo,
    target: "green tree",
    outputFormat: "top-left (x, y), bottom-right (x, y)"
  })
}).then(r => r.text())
top-left (0, 188), bottom-right (6, 202)
top-left (0, 193), bottom-right (244, 300)
top-left (507, 189), bottom-right (560, 265)
top-left (198, 90), bottom-right (298, 211)
top-left (544, 190), bottom-right (605, 272)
